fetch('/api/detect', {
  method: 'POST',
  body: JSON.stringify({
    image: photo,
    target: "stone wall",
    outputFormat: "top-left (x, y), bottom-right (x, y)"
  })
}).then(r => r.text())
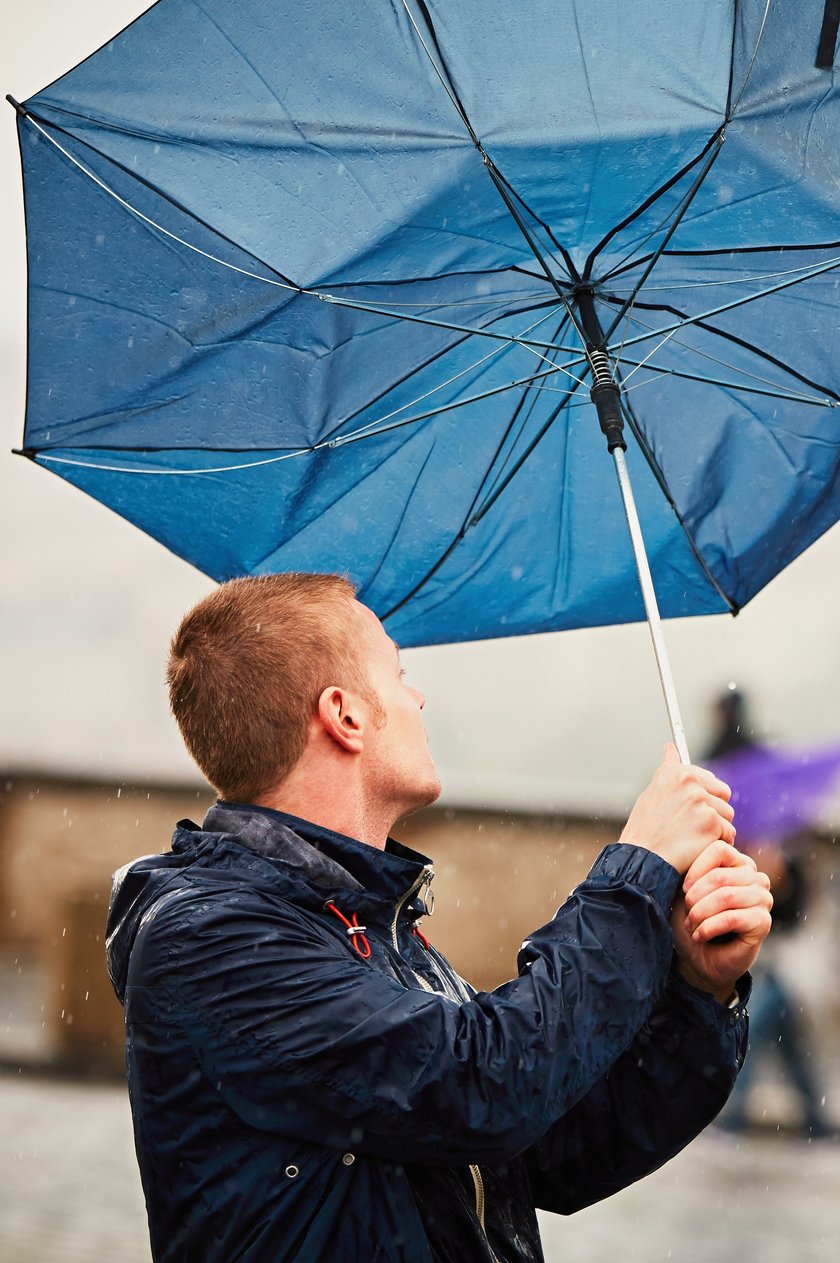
top-left (0, 773), bottom-right (617, 1073)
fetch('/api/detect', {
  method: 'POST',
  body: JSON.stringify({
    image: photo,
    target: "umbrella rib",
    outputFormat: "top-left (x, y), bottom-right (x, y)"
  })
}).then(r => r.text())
top-left (27, 364), bottom-right (571, 476)
top-left (599, 135), bottom-right (726, 344)
top-left (334, 364), bottom-right (572, 448)
top-left (600, 258), bottom-right (840, 388)
top-left (583, 129), bottom-right (725, 280)
top-left (601, 241), bottom-right (840, 288)
top-left (328, 304), bottom-right (570, 446)
top-left (21, 111), bottom-right (582, 359)
top-left (665, 241), bottom-right (840, 257)
top-left (596, 1), bottom-right (772, 318)
top-left (727, 0), bottom-right (774, 118)
top-left (615, 386), bottom-right (739, 615)
top-left (619, 311), bottom-right (835, 406)
top-left (316, 297), bottom-right (565, 445)
top-left (468, 315), bottom-right (574, 503)
top-left (602, 295), bottom-right (840, 403)
top-left (618, 359), bottom-right (834, 409)
top-left (469, 382), bottom-right (583, 528)
top-left (20, 107), bottom-right (301, 292)
top-left (379, 316), bottom-right (575, 622)
top-left (402, 5), bottom-right (578, 279)
top-left (400, 0), bottom-right (578, 289)
top-left (606, 252), bottom-right (840, 295)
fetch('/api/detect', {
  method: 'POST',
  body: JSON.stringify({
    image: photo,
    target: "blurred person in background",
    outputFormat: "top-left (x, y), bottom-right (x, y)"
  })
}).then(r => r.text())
top-left (716, 835), bottom-right (831, 1138)
top-left (705, 688), bottom-right (832, 1139)
top-left (106, 574), bottom-right (772, 1263)
top-left (705, 687), bottom-right (754, 759)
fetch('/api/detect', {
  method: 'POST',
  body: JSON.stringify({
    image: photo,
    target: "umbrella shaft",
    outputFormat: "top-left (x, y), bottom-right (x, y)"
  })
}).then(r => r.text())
top-left (612, 448), bottom-right (691, 765)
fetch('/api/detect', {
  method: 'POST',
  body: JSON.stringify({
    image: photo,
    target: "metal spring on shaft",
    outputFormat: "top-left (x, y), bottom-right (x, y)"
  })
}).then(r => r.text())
top-left (588, 348), bottom-right (615, 389)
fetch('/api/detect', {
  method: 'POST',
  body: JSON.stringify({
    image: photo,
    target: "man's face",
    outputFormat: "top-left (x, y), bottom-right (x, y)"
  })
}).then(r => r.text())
top-left (352, 601), bottom-right (441, 818)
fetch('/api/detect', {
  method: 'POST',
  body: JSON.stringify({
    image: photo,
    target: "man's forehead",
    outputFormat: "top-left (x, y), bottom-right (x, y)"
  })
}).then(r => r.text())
top-left (354, 599), bottom-right (400, 656)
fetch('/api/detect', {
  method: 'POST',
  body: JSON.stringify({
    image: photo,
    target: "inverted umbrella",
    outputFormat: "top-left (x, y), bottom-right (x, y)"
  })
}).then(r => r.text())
top-left (9, 0), bottom-right (840, 758)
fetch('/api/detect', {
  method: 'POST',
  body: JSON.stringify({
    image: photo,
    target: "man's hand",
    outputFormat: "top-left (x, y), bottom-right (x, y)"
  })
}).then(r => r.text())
top-left (619, 743), bottom-right (736, 875)
top-left (671, 841), bottom-right (773, 1003)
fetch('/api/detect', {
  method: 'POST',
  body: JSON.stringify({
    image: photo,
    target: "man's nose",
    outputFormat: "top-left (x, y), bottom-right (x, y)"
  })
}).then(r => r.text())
top-left (411, 687), bottom-right (426, 709)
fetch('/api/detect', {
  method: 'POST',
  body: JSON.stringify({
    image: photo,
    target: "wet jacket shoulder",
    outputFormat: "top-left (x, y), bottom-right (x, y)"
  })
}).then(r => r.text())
top-left (107, 803), bottom-right (748, 1263)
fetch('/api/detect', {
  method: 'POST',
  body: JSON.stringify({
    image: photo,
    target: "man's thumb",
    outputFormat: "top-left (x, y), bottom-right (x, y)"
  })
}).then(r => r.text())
top-left (663, 742), bottom-right (681, 765)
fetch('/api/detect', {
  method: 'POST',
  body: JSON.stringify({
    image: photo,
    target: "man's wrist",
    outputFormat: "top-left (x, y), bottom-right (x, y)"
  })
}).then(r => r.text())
top-left (675, 957), bottom-right (736, 1007)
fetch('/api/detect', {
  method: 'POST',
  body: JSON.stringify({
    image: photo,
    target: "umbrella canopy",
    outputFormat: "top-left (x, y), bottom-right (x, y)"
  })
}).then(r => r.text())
top-left (10, 0), bottom-right (840, 648)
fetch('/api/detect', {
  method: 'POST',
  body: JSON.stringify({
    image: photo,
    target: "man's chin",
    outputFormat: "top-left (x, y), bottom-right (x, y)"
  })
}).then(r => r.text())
top-left (401, 776), bottom-right (442, 819)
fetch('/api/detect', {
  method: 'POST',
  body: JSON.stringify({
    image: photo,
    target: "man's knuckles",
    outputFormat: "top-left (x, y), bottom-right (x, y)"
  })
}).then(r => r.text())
top-left (684, 865), bottom-right (771, 909)
top-left (686, 881), bottom-right (773, 930)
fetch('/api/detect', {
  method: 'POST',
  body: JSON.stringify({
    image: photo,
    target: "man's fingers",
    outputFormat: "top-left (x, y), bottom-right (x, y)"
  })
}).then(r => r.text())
top-left (690, 765), bottom-right (733, 804)
top-left (716, 817), bottom-right (737, 848)
top-left (683, 840), bottom-right (755, 893)
top-left (684, 865), bottom-right (771, 912)
top-left (690, 904), bottom-right (773, 945)
top-left (685, 880), bottom-right (773, 933)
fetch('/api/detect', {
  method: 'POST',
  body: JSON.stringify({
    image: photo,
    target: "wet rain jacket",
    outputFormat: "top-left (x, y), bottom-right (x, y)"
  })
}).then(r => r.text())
top-left (106, 802), bottom-right (748, 1262)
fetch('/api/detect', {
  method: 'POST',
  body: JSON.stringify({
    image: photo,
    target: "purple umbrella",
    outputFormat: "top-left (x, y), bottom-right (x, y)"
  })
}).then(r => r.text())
top-left (709, 743), bottom-right (840, 843)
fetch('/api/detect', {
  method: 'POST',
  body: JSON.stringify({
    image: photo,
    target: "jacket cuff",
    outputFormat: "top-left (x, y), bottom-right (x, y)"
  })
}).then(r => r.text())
top-left (586, 843), bottom-right (681, 915)
top-left (654, 967), bottom-right (752, 1083)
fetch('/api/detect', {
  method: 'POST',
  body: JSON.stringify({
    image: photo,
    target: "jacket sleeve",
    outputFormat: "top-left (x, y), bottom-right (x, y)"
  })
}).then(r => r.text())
top-left (132, 844), bottom-right (686, 1167)
top-left (525, 968), bottom-right (750, 1213)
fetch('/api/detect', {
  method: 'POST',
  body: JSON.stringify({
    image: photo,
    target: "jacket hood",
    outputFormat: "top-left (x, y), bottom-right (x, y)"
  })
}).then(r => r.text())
top-left (106, 801), bottom-right (433, 1003)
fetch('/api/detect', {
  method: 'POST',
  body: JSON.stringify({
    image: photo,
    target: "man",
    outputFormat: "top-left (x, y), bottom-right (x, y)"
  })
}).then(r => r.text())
top-left (107, 573), bottom-right (772, 1263)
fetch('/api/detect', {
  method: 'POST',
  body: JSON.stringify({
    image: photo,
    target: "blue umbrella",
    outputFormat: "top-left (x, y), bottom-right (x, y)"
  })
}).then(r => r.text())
top-left (9, 1), bottom-right (840, 754)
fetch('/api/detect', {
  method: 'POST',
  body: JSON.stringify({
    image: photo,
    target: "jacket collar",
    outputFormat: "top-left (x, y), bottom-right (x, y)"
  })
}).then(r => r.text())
top-left (196, 800), bottom-right (433, 909)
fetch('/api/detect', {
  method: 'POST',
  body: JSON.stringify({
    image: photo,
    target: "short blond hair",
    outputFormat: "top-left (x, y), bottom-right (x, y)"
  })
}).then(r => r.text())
top-left (167, 573), bottom-right (364, 802)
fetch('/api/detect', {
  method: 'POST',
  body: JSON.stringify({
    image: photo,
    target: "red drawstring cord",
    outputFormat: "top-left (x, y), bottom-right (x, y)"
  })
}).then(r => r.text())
top-left (324, 900), bottom-right (371, 959)
top-left (324, 901), bottom-right (431, 957)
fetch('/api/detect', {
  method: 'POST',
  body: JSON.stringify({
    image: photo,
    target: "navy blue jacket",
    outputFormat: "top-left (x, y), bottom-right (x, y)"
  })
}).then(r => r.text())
top-left (106, 803), bottom-right (748, 1261)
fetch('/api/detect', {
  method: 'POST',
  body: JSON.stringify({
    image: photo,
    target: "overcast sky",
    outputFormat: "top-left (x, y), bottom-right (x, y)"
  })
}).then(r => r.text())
top-left (3, 1), bottom-right (839, 821)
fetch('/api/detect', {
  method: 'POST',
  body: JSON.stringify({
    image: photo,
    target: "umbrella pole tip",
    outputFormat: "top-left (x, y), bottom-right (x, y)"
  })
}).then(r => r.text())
top-left (6, 95), bottom-right (27, 116)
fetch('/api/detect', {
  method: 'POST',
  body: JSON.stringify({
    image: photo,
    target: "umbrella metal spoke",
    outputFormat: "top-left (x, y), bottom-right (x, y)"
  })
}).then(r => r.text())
top-left (380, 313), bottom-right (576, 622)
top-left (614, 387), bottom-right (738, 619)
top-left (594, 0), bottom-right (772, 308)
top-left (605, 252), bottom-right (840, 294)
top-left (331, 305), bottom-right (569, 445)
top-left (469, 382), bottom-right (582, 527)
top-left (604, 297), bottom-right (840, 403)
top-left (471, 342), bottom-right (575, 511)
top-left (615, 307), bottom-right (836, 405)
top-left (317, 299), bottom-right (567, 445)
top-left (31, 361), bottom-right (574, 478)
top-left (599, 134), bottom-right (727, 345)
top-left (398, 1), bottom-right (578, 287)
top-left (618, 361), bottom-right (835, 409)
top-left (611, 255), bottom-right (840, 346)
top-left (20, 112), bottom-right (584, 361)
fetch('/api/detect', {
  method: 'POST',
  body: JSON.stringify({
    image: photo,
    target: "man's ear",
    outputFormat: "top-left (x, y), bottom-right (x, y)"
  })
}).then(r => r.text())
top-left (317, 686), bottom-right (365, 754)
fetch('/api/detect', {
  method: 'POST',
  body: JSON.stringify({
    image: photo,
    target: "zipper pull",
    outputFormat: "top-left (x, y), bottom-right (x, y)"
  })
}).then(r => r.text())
top-left (420, 866), bottom-right (435, 916)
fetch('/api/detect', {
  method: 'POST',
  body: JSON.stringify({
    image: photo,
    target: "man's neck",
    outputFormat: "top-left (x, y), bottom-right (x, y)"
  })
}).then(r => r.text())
top-left (254, 768), bottom-right (390, 851)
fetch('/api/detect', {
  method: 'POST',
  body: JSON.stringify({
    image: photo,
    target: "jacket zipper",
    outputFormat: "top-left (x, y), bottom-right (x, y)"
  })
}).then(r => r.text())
top-left (391, 869), bottom-right (498, 1262)
top-left (469, 1165), bottom-right (500, 1263)
top-left (390, 864), bottom-right (434, 952)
